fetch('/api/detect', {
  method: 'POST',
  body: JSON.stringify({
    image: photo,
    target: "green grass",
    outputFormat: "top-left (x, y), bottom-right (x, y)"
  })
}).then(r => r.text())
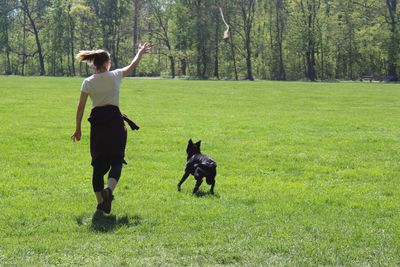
top-left (0, 76), bottom-right (399, 266)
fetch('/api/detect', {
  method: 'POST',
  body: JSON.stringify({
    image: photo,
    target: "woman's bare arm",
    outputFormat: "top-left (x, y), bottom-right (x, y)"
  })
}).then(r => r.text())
top-left (71, 92), bottom-right (89, 142)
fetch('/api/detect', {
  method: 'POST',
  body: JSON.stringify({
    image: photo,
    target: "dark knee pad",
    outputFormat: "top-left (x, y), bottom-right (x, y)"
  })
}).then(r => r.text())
top-left (108, 163), bottom-right (123, 181)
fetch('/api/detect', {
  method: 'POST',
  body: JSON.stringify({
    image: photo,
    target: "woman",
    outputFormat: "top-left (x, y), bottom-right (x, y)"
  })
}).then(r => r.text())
top-left (71, 43), bottom-right (151, 214)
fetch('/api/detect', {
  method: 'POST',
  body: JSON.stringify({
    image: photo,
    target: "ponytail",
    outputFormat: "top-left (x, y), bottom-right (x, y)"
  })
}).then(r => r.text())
top-left (76, 49), bottom-right (110, 69)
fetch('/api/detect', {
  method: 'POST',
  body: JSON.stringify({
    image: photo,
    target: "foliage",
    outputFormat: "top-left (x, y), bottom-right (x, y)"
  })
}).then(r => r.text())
top-left (0, 0), bottom-right (399, 80)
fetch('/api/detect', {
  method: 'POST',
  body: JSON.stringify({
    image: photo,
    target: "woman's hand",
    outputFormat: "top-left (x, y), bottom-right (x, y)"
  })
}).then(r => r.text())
top-left (71, 129), bottom-right (81, 142)
top-left (138, 42), bottom-right (151, 56)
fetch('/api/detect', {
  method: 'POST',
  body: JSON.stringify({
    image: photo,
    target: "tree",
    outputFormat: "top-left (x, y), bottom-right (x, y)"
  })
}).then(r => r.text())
top-left (70, 1), bottom-right (99, 76)
top-left (213, 6), bottom-right (221, 79)
top-left (170, 1), bottom-right (192, 76)
top-left (385, 0), bottom-right (399, 80)
top-left (0, 0), bottom-right (12, 74)
top-left (193, 0), bottom-right (212, 78)
top-left (19, 0), bottom-right (49, 76)
top-left (299, 0), bottom-right (321, 81)
top-left (48, 0), bottom-right (68, 76)
top-left (0, 0), bottom-right (398, 80)
top-left (267, 0), bottom-right (287, 80)
top-left (132, 0), bottom-right (142, 75)
top-left (237, 0), bottom-right (256, 80)
top-left (218, 0), bottom-right (238, 80)
top-left (148, 0), bottom-right (176, 78)
top-left (66, 1), bottom-right (76, 76)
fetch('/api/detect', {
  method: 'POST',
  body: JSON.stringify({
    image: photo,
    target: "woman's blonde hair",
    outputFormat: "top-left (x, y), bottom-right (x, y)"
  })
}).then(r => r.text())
top-left (76, 49), bottom-right (110, 69)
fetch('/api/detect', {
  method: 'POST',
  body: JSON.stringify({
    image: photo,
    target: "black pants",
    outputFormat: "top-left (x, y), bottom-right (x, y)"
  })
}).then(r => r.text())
top-left (92, 161), bottom-right (123, 192)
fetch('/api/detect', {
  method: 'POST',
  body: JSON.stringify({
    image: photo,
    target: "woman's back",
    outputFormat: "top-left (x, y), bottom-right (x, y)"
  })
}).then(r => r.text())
top-left (82, 69), bottom-right (123, 108)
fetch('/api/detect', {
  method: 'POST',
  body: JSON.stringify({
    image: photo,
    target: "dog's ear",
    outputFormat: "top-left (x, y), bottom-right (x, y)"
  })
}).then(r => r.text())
top-left (188, 139), bottom-right (193, 146)
top-left (195, 140), bottom-right (201, 149)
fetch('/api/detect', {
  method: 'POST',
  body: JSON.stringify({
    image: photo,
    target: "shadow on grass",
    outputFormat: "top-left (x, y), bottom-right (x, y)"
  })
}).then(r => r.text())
top-left (194, 190), bottom-right (220, 198)
top-left (76, 213), bottom-right (142, 233)
top-left (91, 213), bottom-right (142, 232)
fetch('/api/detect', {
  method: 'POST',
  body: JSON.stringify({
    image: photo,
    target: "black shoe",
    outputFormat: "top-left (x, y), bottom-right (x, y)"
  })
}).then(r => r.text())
top-left (95, 204), bottom-right (105, 215)
top-left (100, 188), bottom-right (113, 214)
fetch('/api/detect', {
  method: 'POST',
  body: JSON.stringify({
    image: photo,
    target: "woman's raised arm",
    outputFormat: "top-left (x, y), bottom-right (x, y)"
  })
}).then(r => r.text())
top-left (122, 42), bottom-right (151, 77)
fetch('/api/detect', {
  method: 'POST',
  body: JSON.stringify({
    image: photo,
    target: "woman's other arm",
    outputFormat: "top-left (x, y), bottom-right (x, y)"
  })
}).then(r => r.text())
top-left (71, 92), bottom-right (89, 142)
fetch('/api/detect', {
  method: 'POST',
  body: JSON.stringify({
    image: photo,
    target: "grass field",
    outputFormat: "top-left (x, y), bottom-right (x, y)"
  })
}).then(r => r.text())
top-left (0, 76), bottom-right (399, 266)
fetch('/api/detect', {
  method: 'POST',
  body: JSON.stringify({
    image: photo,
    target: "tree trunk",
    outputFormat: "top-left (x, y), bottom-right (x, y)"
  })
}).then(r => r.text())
top-left (195, 0), bottom-right (202, 78)
top-left (245, 31), bottom-right (254, 80)
top-left (5, 43), bottom-right (11, 75)
top-left (164, 36), bottom-right (175, 78)
top-left (213, 9), bottom-right (220, 79)
top-left (320, 33), bottom-right (324, 80)
top-left (114, 24), bottom-right (120, 68)
top-left (68, 4), bottom-right (76, 76)
top-left (22, 13), bottom-right (27, 76)
top-left (201, 45), bottom-right (207, 78)
top-left (269, 1), bottom-right (274, 79)
top-left (275, 0), bottom-right (286, 80)
top-left (30, 16), bottom-right (45, 75)
top-left (307, 10), bottom-right (316, 81)
top-left (4, 13), bottom-right (11, 74)
top-left (21, 1), bottom-right (45, 75)
top-left (345, 0), bottom-right (354, 80)
top-left (241, 0), bottom-right (255, 81)
top-left (133, 0), bottom-right (139, 51)
top-left (132, 0), bottom-right (141, 76)
top-left (169, 55), bottom-right (176, 78)
top-left (300, 0), bottom-right (318, 81)
top-left (306, 43), bottom-right (316, 81)
top-left (1, 0), bottom-right (12, 75)
top-left (386, 0), bottom-right (398, 81)
top-left (229, 34), bottom-right (238, 80)
top-left (149, 0), bottom-right (175, 78)
top-left (164, 33), bottom-right (176, 77)
top-left (181, 58), bottom-right (187, 76)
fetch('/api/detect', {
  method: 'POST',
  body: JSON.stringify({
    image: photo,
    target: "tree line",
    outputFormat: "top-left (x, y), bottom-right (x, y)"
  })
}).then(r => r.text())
top-left (0, 0), bottom-right (399, 81)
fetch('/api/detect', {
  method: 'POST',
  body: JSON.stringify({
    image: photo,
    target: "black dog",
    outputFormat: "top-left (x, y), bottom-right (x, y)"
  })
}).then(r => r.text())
top-left (178, 139), bottom-right (217, 194)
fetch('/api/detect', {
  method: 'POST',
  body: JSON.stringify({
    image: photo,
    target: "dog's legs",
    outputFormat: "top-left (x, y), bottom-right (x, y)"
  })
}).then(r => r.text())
top-left (206, 175), bottom-right (216, 194)
top-left (210, 179), bottom-right (215, 194)
top-left (178, 172), bottom-right (190, 192)
top-left (192, 177), bottom-right (203, 194)
top-left (206, 169), bottom-right (216, 195)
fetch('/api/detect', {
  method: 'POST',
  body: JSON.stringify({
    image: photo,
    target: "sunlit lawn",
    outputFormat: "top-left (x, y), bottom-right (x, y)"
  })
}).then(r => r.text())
top-left (0, 76), bottom-right (399, 265)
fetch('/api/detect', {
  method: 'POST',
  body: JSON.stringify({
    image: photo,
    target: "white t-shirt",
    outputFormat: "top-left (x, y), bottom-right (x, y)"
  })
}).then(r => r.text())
top-left (81, 69), bottom-right (124, 108)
